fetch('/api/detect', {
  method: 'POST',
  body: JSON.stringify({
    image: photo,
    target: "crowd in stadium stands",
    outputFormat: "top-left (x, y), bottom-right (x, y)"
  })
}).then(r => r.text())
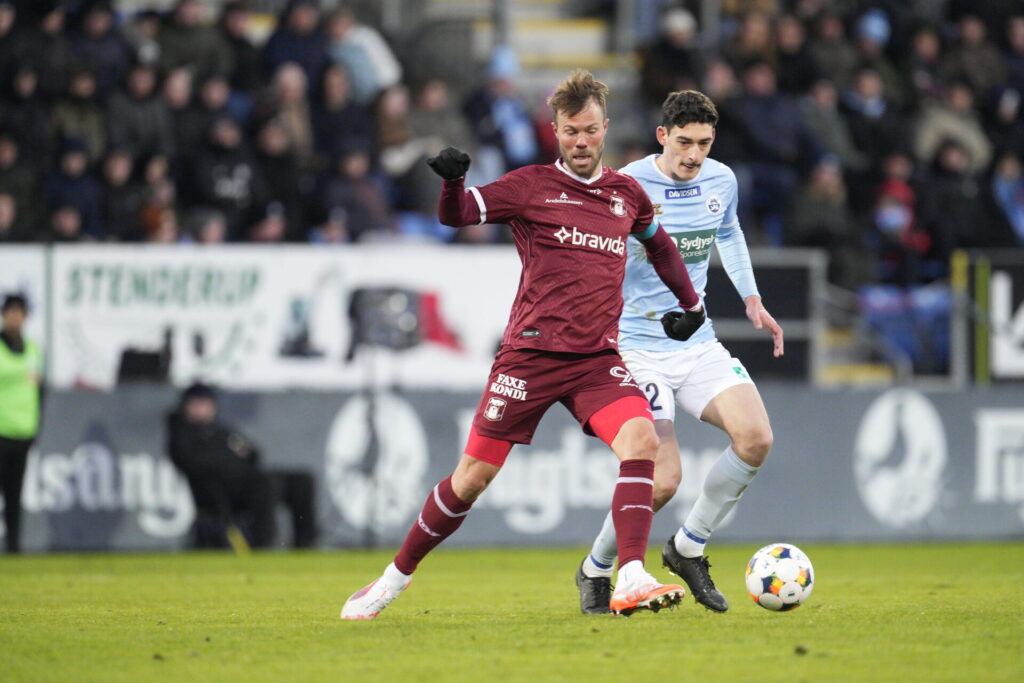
top-left (0, 0), bottom-right (1022, 289)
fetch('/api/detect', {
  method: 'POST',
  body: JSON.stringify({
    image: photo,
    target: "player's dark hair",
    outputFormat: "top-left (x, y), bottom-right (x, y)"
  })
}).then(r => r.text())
top-left (661, 90), bottom-right (719, 130)
top-left (548, 69), bottom-right (608, 120)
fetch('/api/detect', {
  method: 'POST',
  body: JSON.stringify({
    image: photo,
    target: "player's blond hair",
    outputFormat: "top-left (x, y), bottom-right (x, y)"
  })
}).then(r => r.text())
top-left (547, 69), bottom-right (609, 120)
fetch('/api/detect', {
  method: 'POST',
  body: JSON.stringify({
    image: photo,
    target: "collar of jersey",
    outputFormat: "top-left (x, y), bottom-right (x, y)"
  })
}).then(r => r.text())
top-left (649, 154), bottom-right (704, 185)
top-left (555, 158), bottom-right (604, 184)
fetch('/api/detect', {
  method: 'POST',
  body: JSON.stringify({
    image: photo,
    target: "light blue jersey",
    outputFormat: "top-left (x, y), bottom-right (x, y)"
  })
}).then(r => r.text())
top-left (619, 154), bottom-right (759, 352)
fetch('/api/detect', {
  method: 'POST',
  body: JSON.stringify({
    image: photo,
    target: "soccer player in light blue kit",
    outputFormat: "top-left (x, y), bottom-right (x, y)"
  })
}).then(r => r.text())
top-left (576, 90), bottom-right (784, 613)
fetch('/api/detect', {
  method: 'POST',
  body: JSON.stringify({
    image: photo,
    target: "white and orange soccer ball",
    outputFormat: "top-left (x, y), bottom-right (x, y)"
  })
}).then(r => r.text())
top-left (745, 543), bottom-right (814, 611)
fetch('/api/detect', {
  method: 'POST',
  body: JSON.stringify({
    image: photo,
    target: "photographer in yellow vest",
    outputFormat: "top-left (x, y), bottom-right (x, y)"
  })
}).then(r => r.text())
top-left (0, 294), bottom-right (42, 553)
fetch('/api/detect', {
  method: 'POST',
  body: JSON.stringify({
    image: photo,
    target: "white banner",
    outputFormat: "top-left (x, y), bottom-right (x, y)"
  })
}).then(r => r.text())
top-left (0, 245), bottom-right (47, 349)
top-left (50, 245), bottom-right (521, 391)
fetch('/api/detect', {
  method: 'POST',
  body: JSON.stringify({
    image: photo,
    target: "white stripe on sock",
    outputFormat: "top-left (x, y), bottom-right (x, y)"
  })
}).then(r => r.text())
top-left (433, 485), bottom-right (470, 518)
top-left (616, 477), bottom-right (654, 485)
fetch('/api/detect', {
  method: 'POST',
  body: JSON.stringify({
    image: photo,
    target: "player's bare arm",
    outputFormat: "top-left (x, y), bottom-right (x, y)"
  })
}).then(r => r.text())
top-left (744, 294), bottom-right (784, 357)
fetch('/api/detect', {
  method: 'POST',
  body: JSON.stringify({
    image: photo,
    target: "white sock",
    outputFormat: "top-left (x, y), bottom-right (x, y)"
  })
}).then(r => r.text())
top-left (584, 511), bottom-right (618, 576)
top-left (617, 559), bottom-right (647, 587)
top-left (382, 562), bottom-right (412, 589)
top-left (675, 446), bottom-right (758, 558)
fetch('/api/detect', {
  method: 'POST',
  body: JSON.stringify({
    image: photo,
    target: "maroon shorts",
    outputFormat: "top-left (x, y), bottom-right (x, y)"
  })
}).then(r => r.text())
top-left (471, 347), bottom-right (649, 446)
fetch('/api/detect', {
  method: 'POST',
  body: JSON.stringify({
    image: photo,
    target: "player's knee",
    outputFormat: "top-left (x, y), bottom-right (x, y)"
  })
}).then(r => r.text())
top-left (451, 465), bottom-right (497, 502)
top-left (734, 426), bottom-right (773, 467)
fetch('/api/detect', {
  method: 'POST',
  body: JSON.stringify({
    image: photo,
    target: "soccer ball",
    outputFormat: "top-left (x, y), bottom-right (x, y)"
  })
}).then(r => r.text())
top-left (745, 543), bottom-right (814, 611)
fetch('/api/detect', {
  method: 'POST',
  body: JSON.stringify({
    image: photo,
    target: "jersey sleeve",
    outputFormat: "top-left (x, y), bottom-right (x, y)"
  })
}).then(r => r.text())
top-left (470, 168), bottom-right (530, 225)
top-left (628, 178), bottom-right (656, 234)
top-left (716, 169), bottom-right (759, 299)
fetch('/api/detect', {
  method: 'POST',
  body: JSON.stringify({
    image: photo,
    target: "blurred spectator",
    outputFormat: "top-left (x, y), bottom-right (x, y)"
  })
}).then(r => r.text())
top-left (943, 14), bottom-right (1006, 101)
top-left (247, 200), bottom-right (287, 242)
top-left (916, 139), bottom-right (996, 266)
top-left (312, 63), bottom-right (375, 166)
top-left (774, 14), bottom-right (818, 95)
top-left (320, 146), bottom-right (393, 242)
top-left (1004, 16), bottom-right (1024, 94)
top-left (50, 67), bottom-right (106, 163)
top-left (72, 1), bottom-right (130, 96)
top-left (913, 81), bottom-right (992, 175)
top-left (218, 1), bottom-right (262, 97)
top-left (788, 157), bottom-right (867, 288)
top-left (308, 206), bottom-right (348, 244)
top-left (107, 63), bottom-right (175, 161)
top-left (985, 86), bottom-right (1024, 158)
top-left (189, 116), bottom-right (266, 238)
top-left (0, 67), bottom-right (52, 168)
top-left (0, 132), bottom-right (40, 238)
top-left (161, 66), bottom-right (194, 157)
top-left (173, 73), bottom-right (233, 163)
top-left (158, 0), bottom-right (232, 78)
top-left (100, 149), bottom-right (145, 241)
top-left (148, 207), bottom-right (182, 244)
top-left (263, 0), bottom-right (328, 86)
top-left (325, 8), bottom-right (402, 107)
top-left (0, 293), bottom-right (43, 554)
top-left (906, 24), bottom-right (945, 105)
top-left (723, 11), bottom-right (775, 70)
top-left (840, 66), bottom-right (908, 175)
top-left (730, 61), bottom-right (820, 244)
top-left (167, 382), bottom-right (317, 549)
top-left (48, 204), bottom-right (86, 243)
top-left (871, 153), bottom-right (929, 284)
top-left (853, 9), bottom-right (910, 110)
top-left (122, 9), bottom-right (161, 66)
top-left (700, 59), bottom-right (747, 166)
top-left (639, 7), bottom-right (704, 108)
top-left (408, 77), bottom-right (475, 161)
top-left (0, 0), bottom-right (21, 88)
top-left (463, 46), bottom-right (539, 177)
top-left (186, 207), bottom-right (228, 244)
top-left (253, 118), bottom-right (306, 240)
top-left (991, 152), bottom-right (1024, 246)
top-left (800, 79), bottom-right (869, 173)
top-left (0, 191), bottom-right (15, 241)
top-left (254, 63), bottom-right (314, 168)
top-left (20, 4), bottom-right (73, 99)
top-left (808, 12), bottom-right (859, 90)
top-left (45, 140), bottom-right (101, 237)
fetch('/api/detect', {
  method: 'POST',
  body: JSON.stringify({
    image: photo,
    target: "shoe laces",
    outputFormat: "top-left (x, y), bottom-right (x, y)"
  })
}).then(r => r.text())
top-left (691, 556), bottom-right (718, 592)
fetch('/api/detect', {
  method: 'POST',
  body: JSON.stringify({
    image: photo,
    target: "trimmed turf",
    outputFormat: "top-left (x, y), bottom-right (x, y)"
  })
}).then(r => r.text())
top-left (2, 543), bottom-right (1022, 682)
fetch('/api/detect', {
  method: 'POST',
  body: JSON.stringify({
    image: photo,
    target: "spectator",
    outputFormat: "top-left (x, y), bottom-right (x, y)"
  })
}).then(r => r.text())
top-left (107, 62), bottom-right (175, 161)
top-left (808, 12), bottom-right (859, 89)
top-left (246, 200), bottom-right (288, 243)
top-left (943, 14), bottom-right (1007, 102)
top-left (774, 14), bottom-right (818, 95)
top-left (161, 66), bottom-right (195, 159)
top-left (48, 204), bottom-right (86, 243)
top-left (0, 67), bottom-right (51, 169)
top-left (853, 9), bottom-right (910, 110)
top-left (312, 63), bottom-right (375, 166)
top-left (253, 63), bottom-right (314, 169)
top-left (408, 77), bottom-right (475, 163)
top-left (122, 9), bottom-right (161, 66)
top-left (320, 146), bottom-right (393, 242)
top-left (173, 73), bottom-right (233, 163)
top-left (49, 67), bottom-right (106, 163)
top-left (870, 153), bottom-right (929, 284)
top-left (45, 140), bottom-right (101, 238)
top-left (463, 46), bottom-right (539, 177)
top-left (730, 60), bottom-right (820, 244)
top-left (218, 1), bottom-right (263, 97)
top-left (1004, 16), bottom-right (1024, 95)
top-left (325, 7), bottom-right (402, 107)
top-left (148, 207), bottom-right (182, 243)
top-left (72, 1), bottom-right (130, 96)
top-left (913, 81), bottom-right (992, 175)
top-left (308, 206), bottom-right (348, 244)
top-left (840, 66), bottom-right (908, 176)
top-left (787, 157), bottom-right (866, 288)
top-left (700, 59), bottom-right (747, 166)
top-left (167, 383), bottom-right (317, 549)
top-left (0, 294), bottom-right (43, 554)
top-left (723, 10), bottom-right (775, 71)
top-left (800, 79), bottom-right (870, 173)
top-left (263, 0), bottom-right (328, 86)
top-left (20, 4), bottom-right (73, 100)
top-left (0, 0), bottom-right (22, 88)
top-left (100, 149), bottom-right (145, 241)
top-left (186, 207), bottom-right (228, 244)
top-left (639, 7), bottom-right (704, 109)
top-left (189, 116), bottom-right (266, 238)
top-left (0, 132), bottom-right (40, 239)
top-left (253, 119), bottom-right (306, 240)
top-left (906, 24), bottom-right (946, 105)
top-left (0, 191), bottom-right (16, 241)
top-left (991, 152), bottom-right (1024, 246)
top-left (985, 86), bottom-right (1024, 159)
top-left (158, 0), bottom-right (232, 78)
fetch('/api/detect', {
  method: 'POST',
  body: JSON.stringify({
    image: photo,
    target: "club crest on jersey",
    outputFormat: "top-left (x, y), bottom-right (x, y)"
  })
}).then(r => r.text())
top-left (483, 397), bottom-right (507, 421)
top-left (609, 195), bottom-right (626, 216)
top-left (705, 194), bottom-right (722, 215)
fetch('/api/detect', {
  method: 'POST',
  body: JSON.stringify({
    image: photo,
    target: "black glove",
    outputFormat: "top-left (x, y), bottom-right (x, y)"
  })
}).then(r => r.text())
top-left (427, 147), bottom-right (471, 180)
top-left (661, 308), bottom-right (706, 342)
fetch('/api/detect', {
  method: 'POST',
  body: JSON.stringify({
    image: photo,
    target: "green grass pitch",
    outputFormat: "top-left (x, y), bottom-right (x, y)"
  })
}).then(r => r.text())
top-left (2, 543), bottom-right (1022, 682)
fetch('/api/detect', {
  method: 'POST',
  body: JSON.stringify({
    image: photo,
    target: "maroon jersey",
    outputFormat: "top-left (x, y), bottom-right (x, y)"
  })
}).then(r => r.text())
top-left (455, 160), bottom-right (656, 353)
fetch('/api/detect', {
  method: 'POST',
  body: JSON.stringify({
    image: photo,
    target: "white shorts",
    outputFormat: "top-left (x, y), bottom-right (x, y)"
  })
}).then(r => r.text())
top-left (620, 340), bottom-right (754, 422)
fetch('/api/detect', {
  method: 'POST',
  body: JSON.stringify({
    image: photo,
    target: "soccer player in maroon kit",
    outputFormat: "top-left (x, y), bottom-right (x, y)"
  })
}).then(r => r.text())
top-left (342, 70), bottom-right (706, 619)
